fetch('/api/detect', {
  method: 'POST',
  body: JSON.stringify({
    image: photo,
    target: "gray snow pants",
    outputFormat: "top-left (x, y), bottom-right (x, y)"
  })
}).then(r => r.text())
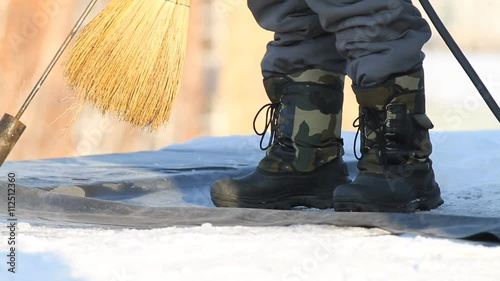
top-left (248, 0), bottom-right (431, 86)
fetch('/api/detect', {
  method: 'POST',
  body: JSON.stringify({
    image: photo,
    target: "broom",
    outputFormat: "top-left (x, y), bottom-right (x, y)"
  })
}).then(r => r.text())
top-left (64, 0), bottom-right (190, 130)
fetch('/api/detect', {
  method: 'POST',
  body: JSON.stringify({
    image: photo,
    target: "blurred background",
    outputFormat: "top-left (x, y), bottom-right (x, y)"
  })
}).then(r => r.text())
top-left (0, 0), bottom-right (499, 161)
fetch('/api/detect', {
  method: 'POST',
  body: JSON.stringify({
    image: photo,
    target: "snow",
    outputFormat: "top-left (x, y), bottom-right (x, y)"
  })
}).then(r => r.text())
top-left (1, 51), bottom-right (500, 280)
top-left (1, 224), bottom-right (500, 281)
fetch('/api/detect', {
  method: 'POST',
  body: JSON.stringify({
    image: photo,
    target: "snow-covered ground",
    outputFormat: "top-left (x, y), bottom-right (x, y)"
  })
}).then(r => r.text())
top-left (1, 51), bottom-right (500, 281)
top-left (1, 224), bottom-right (500, 281)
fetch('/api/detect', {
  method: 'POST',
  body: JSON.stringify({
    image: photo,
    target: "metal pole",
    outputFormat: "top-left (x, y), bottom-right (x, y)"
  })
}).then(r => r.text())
top-left (15, 0), bottom-right (100, 119)
top-left (419, 0), bottom-right (500, 123)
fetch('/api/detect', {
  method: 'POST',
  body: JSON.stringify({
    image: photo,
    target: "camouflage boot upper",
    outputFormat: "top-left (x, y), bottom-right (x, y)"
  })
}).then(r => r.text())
top-left (210, 69), bottom-right (351, 210)
top-left (353, 68), bottom-right (434, 175)
top-left (333, 68), bottom-right (443, 213)
top-left (257, 69), bottom-right (345, 173)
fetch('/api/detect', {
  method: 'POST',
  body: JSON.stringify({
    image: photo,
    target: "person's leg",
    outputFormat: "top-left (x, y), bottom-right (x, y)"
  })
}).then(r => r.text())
top-left (248, 0), bottom-right (347, 77)
top-left (304, 0), bottom-right (443, 212)
top-left (305, 0), bottom-right (430, 86)
top-left (210, 0), bottom-right (350, 209)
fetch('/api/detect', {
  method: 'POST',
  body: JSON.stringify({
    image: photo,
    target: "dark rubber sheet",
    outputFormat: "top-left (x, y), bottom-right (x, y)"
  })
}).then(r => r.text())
top-left (0, 132), bottom-right (499, 242)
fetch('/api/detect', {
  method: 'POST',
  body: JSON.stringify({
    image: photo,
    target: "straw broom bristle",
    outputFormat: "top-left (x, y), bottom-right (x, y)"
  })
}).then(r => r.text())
top-left (64, 0), bottom-right (190, 131)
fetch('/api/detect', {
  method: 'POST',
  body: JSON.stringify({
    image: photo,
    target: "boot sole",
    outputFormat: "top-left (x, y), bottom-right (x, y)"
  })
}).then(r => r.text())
top-left (333, 193), bottom-right (444, 213)
top-left (211, 192), bottom-right (334, 210)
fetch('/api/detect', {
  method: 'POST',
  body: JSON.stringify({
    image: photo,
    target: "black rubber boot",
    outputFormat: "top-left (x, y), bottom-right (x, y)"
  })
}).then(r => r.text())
top-left (212, 157), bottom-right (350, 209)
top-left (333, 68), bottom-right (444, 213)
top-left (211, 69), bottom-right (350, 209)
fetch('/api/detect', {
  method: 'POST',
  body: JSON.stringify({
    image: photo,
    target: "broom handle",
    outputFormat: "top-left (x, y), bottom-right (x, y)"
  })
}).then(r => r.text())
top-left (15, 0), bottom-right (100, 120)
top-left (419, 0), bottom-right (500, 123)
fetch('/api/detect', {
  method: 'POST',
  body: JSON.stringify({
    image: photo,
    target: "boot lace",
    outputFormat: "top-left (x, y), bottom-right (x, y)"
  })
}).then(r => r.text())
top-left (253, 102), bottom-right (280, 150)
top-left (353, 116), bottom-right (362, 160)
top-left (353, 108), bottom-right (387, 161)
